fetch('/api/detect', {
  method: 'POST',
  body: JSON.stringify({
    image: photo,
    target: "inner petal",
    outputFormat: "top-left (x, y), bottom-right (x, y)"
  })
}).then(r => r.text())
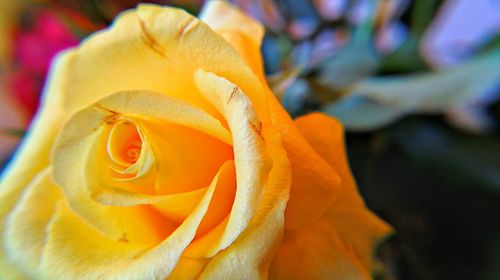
top-left (195, 160), bottom-right (236, 237)
top-left (142, 120), bottom-right (234, 195)
top-left (107, 119), bottom-right (143, 167)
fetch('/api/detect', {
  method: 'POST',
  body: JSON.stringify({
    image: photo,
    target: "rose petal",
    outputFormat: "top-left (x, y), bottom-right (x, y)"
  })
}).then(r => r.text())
top-left (167, 257), bottom-right (208, 279)
top-left (200, 0), bottom-right (265, 80)
top-left (194, 69), bottom-right (272, 254)
top-left (48, 4), bottom-right (269, 125)
top-left (1, 5), bottom-right (272, 260)
top-left (199, 115), bottom-right (291, 279)
top-left (268, 94), bottom-right (342, 229)
top-left (295, 113), bottom-right (392, 267)
top-left (0, 50), bottom-right (73, 275)
top-left (143, 121), bottom-right (232, 195)
top-left (52, 90), bottom-right (240, 243)
top-left (54, 89), bottom-right (232, 198)
top-left (6, 157), bottom-right (232, 279)
top-left (202, 2), bottom-right (345, 230)
top-left (269, 113), bottom-right (393, 279)
top-left (4, 168), bottom-right (61, 278)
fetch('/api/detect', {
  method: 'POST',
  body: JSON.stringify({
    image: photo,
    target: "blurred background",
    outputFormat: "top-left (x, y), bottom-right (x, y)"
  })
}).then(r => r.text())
top-left (0, 0), bottom-right (499, 279)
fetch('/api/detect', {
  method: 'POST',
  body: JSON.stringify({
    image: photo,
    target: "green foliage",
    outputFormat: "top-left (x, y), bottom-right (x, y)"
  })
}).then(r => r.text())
top-left (326, 50), bottom-right (500, 131)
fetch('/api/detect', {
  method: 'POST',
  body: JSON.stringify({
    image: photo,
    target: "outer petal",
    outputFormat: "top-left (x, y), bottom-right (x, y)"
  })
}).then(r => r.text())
top-left (194, 69), bottom-right (272, 255)
top-left (269, 94), bottom-right (343, 229)
top-left (200, 1), bottom-right (344, 230)
top-left (56, 3), bottom-right (270, 124)
top-left (3, 169), bottom-right (61, 279)
top-left (0, 50), bottom-right (73, 278)
top-left (199, 115), bottom-right (291, 280)
top-left (201, 1), bottom-right (344, 230)
top-left (200, 0), bottom-right (265, 79)
top-left (269, 113), bottom-right (393, 280)
top-left (5, 161), bottom-right (234, 279)
top-left (295, 114), bottom-right (392, 269)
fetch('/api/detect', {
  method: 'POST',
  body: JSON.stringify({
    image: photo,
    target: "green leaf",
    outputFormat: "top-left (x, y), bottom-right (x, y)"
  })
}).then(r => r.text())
top-left (316, 28), bottom-right (380, 89)
top-left (323, 95), bottom-right (403, 131)
top-left (378, 0), bottom-right (439, 73)
top-left (409, 0), bottom-right (439, 36)
top-left (378, 35), bottom-right (428, 73)
top-left (315, 1), bottom-right (381, 90)
top-left (325, 50), bottom-right (500, 131)
top-left (355, 50), bottom-right (500, 111)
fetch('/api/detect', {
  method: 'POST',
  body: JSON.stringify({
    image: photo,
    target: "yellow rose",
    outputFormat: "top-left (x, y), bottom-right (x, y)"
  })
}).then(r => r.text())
top-left (0, 1), bottom-right (392, 279)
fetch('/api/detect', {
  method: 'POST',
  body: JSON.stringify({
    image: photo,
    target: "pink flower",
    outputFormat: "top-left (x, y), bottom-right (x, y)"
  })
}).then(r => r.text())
top-left (15, 10), bottom-right (79, 75)
top-left (9, 7), bottom-right (96, 116)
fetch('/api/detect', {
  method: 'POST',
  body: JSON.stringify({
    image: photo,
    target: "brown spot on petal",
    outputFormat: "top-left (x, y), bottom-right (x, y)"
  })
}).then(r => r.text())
top-left (139, 18), bottom-right (165, 57)
top-left (117, 232), bottom-right (129, 243)
top-left (249, 120), bottom-right (263, 138)
top-left (104, 114), bottom-right (121, 125)
top-left (227, 87), bottom-right (239, 104)
top-left (93, 103), bottom-right (122, 125)
top-left (93, 103), bottom-right (119, 115)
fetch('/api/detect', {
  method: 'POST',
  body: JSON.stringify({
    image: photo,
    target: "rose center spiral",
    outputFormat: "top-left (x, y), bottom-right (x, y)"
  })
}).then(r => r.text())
top-left (107, 119), bottom-right (143, 166)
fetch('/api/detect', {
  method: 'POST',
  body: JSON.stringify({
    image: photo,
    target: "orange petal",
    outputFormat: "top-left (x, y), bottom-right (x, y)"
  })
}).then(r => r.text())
top-left (154, 160), bottom-right (235, 227)
top-left (268, 95), bottom-right (342, 230)
top-left (152, 187), bottom-right (208, 223)
top-left (269, 113), bottom-right (393, 279)
top-left (143, 120), bottom-right (233, 195)
top-left (196, 160), bottom-right (236, 237)
top-left (296, 113), bottom-right (393, 268)
top-left (167, 257), bottom-right (208, 280)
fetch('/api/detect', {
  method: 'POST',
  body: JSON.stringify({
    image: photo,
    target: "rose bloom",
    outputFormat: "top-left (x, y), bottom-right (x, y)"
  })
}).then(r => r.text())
top-left (0, 2), bottom-right (392, 279)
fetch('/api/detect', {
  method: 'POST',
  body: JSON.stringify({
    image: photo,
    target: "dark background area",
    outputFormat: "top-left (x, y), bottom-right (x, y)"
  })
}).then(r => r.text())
top-left (350, 115), bottom-right (500, 280)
